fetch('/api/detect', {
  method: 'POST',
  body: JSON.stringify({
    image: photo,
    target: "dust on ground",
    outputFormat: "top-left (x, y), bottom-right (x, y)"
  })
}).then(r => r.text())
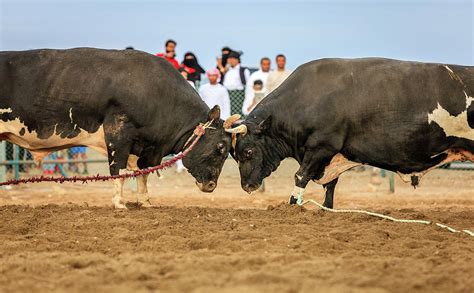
top-left (0, 158), bottom-right (473, 292)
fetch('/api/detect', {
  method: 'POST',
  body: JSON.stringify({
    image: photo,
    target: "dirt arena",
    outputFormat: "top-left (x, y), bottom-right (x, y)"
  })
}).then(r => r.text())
top-left (0, 157), bottom-right (473, 293)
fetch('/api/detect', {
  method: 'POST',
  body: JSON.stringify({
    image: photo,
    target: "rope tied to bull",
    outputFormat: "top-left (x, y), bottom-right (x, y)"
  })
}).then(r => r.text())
top-left (299, 198), bottom-right (474, 237)
top-left (0, 121), bottom-right (213, 186)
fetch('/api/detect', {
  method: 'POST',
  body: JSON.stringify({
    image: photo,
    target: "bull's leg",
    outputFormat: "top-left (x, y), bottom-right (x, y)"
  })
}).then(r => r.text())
top-left (113, 177), bottom-right (126, 209)
top-left (289, 147), bottom-right (336, 206)
top-left (322, 178), bottom-right (338, 209)
top-left (289, 176), bottom-right (310, 205)
top-left (110, 158), bottom-right (130, 209)
top-left (136, 174), bottom-right (151, 206)
top-left (107, 142), bottom-right (133, 209)
top-left (103, 113), bottom-right (138, 209)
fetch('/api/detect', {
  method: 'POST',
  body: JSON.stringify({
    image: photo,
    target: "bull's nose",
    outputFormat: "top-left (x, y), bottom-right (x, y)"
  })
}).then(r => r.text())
top-left (198, 181), bottom-right (217, 192)
top-left (206, 181), bottom-right (216, 190)
top-left (243, 184), bottom-right (258, 194)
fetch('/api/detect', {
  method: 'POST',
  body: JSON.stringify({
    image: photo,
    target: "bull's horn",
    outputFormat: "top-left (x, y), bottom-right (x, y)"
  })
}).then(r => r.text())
top-left (223, 114), bottom-right (241, 129)
top-left (224, 124), bottom-right (247, 135)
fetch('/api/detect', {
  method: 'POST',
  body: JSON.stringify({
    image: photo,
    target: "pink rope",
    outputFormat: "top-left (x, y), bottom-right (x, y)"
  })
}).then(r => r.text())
top-left (0, 124), bottom-right (206, 186)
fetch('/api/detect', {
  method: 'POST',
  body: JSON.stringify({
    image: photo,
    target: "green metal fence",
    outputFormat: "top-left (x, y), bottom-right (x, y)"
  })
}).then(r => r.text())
top-left (0, 142), bottom-right (108, 185)
top-left (0, 141), bottom-right (472, 193)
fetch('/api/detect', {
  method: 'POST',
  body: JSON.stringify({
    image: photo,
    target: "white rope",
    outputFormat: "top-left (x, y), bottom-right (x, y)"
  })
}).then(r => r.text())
top-left (463, 230), bottom-right (474, 236)
top-left (301, 199), bottom-right (474, 237)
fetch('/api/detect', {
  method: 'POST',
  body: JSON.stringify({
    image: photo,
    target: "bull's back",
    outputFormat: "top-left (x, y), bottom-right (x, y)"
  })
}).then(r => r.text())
top-left (0, 48), bottom-right (170, 153)
top-left (262, 58), bottom-right (474, 171)
top-left (326, 58), bottom-right (473, 169)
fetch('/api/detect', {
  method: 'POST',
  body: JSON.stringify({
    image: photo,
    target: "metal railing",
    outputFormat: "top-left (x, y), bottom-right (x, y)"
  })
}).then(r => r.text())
top-left (0, 142), bottom-right (108, 184)
top-left (0, 141), bottom-right (472, 192)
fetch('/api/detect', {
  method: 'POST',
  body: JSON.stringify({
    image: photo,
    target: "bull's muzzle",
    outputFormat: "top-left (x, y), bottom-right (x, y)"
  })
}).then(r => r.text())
top-left (243, 183), bottom-right (260, 194)
top-left (196, 180), bottom-right (217, 192)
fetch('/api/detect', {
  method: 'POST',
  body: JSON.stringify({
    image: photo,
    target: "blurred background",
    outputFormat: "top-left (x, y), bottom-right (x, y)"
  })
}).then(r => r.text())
top-left (1, 0), bottom-right (472, 70)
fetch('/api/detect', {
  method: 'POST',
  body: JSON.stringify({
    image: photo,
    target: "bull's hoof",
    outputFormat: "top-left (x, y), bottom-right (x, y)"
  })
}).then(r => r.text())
top-left (125, 201), bottom-right (143, 209)
top-left (289, 195), bottom-right (298, 205)
top-left (322, 203), bottom-right (333, 209)
top-left (113, 203), bottom-right (128, 210)
top-left (112, 199), bottom-right (128, 210)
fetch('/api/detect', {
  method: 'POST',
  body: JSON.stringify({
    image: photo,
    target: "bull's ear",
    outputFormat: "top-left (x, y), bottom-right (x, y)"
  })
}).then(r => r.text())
top-left (208, 105), bottom-right (221, 121)
top-left (256, 115), bottom-right (272, 133)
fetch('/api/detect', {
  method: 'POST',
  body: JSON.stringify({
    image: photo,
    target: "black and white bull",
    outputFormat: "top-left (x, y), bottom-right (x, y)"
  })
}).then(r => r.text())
top-left (0, 48), bottom-right (232, 208)
top-left (226, 58), bottom-right (474, 208)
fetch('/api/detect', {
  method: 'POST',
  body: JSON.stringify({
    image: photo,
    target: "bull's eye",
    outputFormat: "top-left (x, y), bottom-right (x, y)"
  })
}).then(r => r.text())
top-left (245, 149), bottom-right (253, 159)
top-left (217, 142), bottom-right (225, 154)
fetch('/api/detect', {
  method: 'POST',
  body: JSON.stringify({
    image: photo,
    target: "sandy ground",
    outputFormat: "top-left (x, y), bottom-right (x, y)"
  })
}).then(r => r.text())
top-left (0, 155), bottom-right (473, 292)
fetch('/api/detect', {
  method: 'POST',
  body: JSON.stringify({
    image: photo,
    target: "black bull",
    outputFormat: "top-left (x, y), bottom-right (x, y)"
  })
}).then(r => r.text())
top-left (230, 58), bottom-right (474, 208)
top-left (0, 48), bottom-right (232, 208)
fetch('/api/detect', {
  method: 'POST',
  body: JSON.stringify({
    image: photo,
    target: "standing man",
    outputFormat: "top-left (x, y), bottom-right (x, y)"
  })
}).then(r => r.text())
top-left (222, 51), bottom-right (250, 115)
top-left (266, 54), bottom-right (291, 94)
top-left (242, 57), bottom-right (272, 115)
top-left (155, 39), bottom-right (180, 69)
top-left (199, 69), bottom-right (231, 120)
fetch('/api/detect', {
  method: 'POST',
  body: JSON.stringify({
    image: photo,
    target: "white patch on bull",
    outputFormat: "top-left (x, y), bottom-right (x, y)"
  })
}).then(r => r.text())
top-left (53, 123), bottom-right (58, 135)
top-left (0, 117), bottom-right (108, 157)
top-left (295, 174), bottom-right (303, 181)
top-left (314, 153), bottom-right (363, 185)
top-left (444, 65), bottom-right (465, 86)
top-left (0, 108), bottom-right (13, 114)
top-left (427, 93), bottom-right (474, 141)
top-left (464, 91), bottom-right (474, 108)
top-left (69, 108), bottom-right (74, 123)
top-left (68, 108), bottom-right (78, 130)
top-left (397, 149), bottom-right (474, 184)
top-left (444, 65), bottom-right (454, 74)
top-left (111, 150), bottom-right (115, 156)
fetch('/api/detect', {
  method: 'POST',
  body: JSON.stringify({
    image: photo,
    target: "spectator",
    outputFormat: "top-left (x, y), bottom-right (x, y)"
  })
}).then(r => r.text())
top-left (181, 52), bottom-right (205, 88)
top-left (179, 68), bottom-right (196, 89)
top-left (245, 80), bottom-right (265, 114)
top-left (242, 57), bottom-right (272, 115)
top-left (216, 46), bottom-right (232, 78)
top-left (222, 51), bottom-right (250, 115)
top-left (199, 69), bottom-right (231, 120)
top-left (266, 54), bottom-right (291, 94)
top-left (155, 39), bottom-right (180, 69)
top-left (68, 147), bottom-right (89, 174)
top-left (42, 151), bottom-right (67, 176)
top-left (178, 67), bottom-right (196, 89)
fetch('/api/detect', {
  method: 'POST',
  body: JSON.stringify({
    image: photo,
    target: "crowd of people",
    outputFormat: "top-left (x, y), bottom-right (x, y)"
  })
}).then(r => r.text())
top-left (150, 39), bottom-right (292, 119)
top-left (131, 39), bottom-right (291, 174)
top-left (11, 40), bottom-right (292, 177)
